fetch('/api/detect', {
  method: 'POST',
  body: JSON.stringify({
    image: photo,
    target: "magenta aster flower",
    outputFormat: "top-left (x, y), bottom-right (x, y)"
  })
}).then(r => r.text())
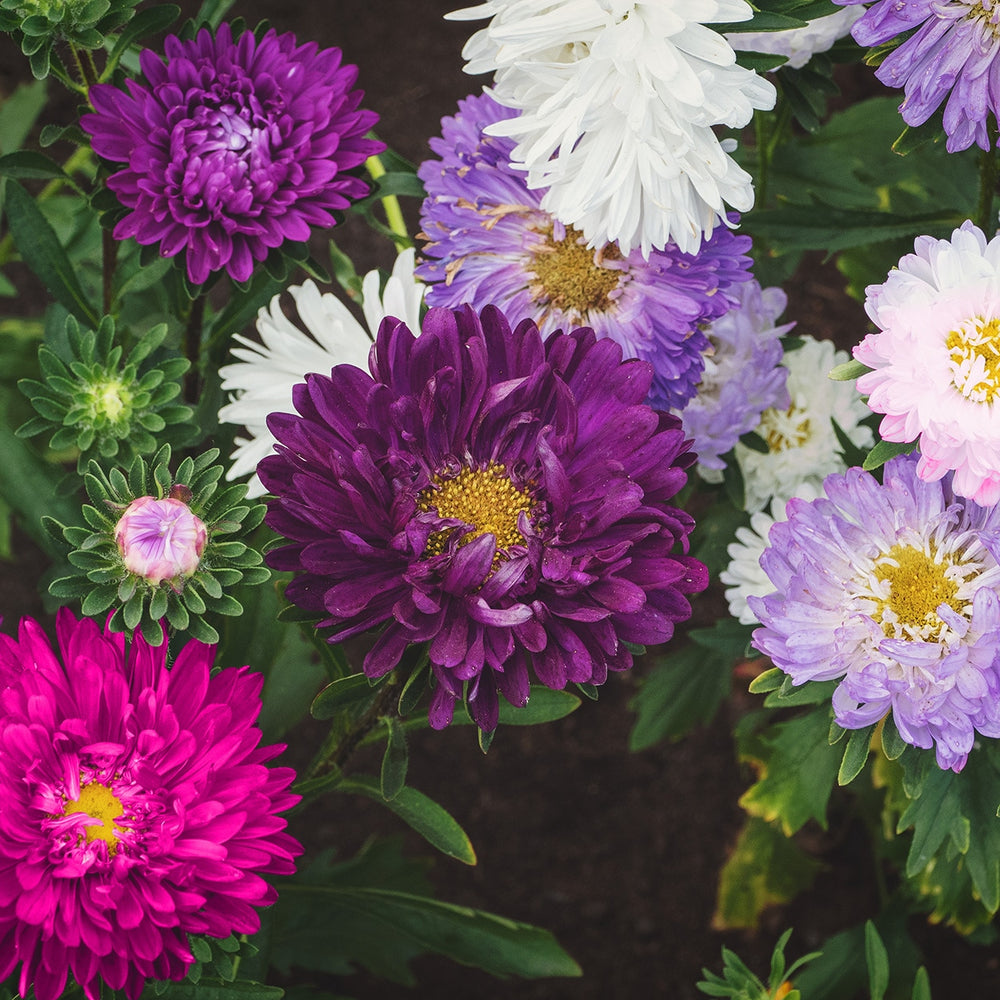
top-left (854, 221), bottom-right (1000, 506)
top-left (82, 24), bottom-right (382, 285)
top-left (750, 455), bottom-right (1000, 772)
top-left (261, 304), bottom-right (707, 732)
top-left (834, 0), bottom-right (1000, 151)
top-left (0, 609), bottom-right (301, 1000)
top-left (417, 92), bottom-right (753, 411)
top-left (114, 494), bottom-right (207, 585)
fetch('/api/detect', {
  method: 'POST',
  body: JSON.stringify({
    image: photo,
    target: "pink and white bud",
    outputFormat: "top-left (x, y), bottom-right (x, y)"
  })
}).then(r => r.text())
top-left (114, 496), bottom-right (207, 585)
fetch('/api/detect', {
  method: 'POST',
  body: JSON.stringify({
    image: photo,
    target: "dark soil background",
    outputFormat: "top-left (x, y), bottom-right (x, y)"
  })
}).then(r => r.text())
top-left (2, 1), bottom-right (1000, 997)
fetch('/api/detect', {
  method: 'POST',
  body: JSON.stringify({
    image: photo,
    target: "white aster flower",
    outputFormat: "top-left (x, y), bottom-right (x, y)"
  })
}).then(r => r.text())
top-left (446, 0), bottom-right (776, 257)
top-left (219, 249), bottom-right (425, 497)
top-left (734, 334), bottom-right (874, 512)
top-left (726, 7), bottom-right (863, 71)
top-left (719, 482), bottom-right (820, 624)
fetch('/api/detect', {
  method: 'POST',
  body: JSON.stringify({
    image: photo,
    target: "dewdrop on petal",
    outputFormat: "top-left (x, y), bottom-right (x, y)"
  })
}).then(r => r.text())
top-left (114, 493), bottom-right (207, 586)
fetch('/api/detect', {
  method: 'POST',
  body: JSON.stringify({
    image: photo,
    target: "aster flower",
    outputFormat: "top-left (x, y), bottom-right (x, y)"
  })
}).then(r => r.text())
top-left (16, 314), bottom-right (192, 472)
top-left (834, 0), bottom-right (1000, 151)
top-left (48, 446), bottom-right (268, 645)
top-left (418, 91), bottom-right (753, 410)
top-left (0, 608), bottom-right (300, 1000)
top-left (719, 482), bottom-right (820, 625)
top-left (81, 23), bottom-right (383, 286)
top-left (750, 455), bottom-right (1000, 772)
top-left (446, 1), bottom-right (775, 256)
top-left (854, 221), bottom-right (1000, 506)
top-left (219, 249), bottom-right (425, 497)
top-left (675, 279), bottom-right (792, 478)
top-left (261, 304), bottom-right (707, 733)
top-left (728, 7), bottom-right (862, 70)
top-left (736, 334), bottom-right (873, 512)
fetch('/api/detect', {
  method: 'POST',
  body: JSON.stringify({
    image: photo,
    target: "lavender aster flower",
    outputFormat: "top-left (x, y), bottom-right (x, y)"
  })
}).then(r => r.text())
top-left (675, 279), bottom-right (792, 478)
top-left (835, 0), bottom-right (1000, 151)
top-left (0, 609), bottom-right (301, 1000)
top-left (750, 455), bottom-right (1000, 772)
top-left (417, 92), bottom-right (753, 410)
top-left (82, 24), bottom-right (383, 285)
top-left (261, 304), bottom-right (707, 732)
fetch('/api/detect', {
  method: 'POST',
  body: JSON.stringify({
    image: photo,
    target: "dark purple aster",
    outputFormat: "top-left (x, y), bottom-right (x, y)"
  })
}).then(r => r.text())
top-left (260, 305), bottom-right (708, 732)
top-left (82, 24), bottom-right (383, 285)
top-left (417, 92), bottom-right (753, 410)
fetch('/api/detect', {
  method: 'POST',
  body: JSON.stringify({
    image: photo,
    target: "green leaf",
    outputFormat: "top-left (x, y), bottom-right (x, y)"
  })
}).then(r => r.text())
top-left (340, 775), bottom-right (477, 865)
top-left (380, 714), bottom-right (408, 801)
top-left (829, 358), bottom-right (871, 381)
top-left (490, 686), bottom-right (580, 726)
top-left (712, 816), bottom-right (822, 930)
top-left (2, 181), bottom-right (99, 327)
top-left (838, 724), bottom-right (874, 786)
top-left (865, 920), bottom-right (890, 1000)
top-left (880, 714), bottom-right (909, 761)
top-left (103, 4), bottom-right (180, 76)
top-left (911, 966), bottom-right (932, 1000)
top-left (0, 150), bottom-right (71, 183)
top-left (0, 80), bottom-right (47, 154)
top-left (863, 438), bottom-right (918, 471)
top-left (142, 979), bottom-right (283, 1000)
top-left (739, 706), bottom-right (840, 835)
top-left (311, 672), bottom-right (377, 721)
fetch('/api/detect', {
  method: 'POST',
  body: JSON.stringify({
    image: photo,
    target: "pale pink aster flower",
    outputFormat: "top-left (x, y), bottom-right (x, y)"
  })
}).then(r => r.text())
top-left (114, 495), bottom-right (207, 585)
top-left (855, 221), bottom-right (1000, 506)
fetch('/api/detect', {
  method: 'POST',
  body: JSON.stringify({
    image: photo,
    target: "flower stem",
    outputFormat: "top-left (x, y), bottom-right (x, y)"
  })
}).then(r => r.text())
top-left (68, 43), bottom-right (98, 93)
top-left (976, 128), bottom-right (1000, 234)
top-left (183, 294), bottom-right (206, 403)
top-left (365, 154), bottom-right (409, 241)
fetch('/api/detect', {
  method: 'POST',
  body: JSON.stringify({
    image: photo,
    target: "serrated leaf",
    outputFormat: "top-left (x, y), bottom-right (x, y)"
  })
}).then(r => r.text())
top-left (739, 707), bottom-right (840, 835)
top-left (340, 775), bottom-right (476, 865)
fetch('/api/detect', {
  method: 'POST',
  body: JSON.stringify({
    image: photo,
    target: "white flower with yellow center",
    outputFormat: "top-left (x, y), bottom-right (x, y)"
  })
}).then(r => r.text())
top-left (446, 0), bottom-right (776, 256)
top-left (735, 334), bottom-right (873, 512)
top-left (219, 249), bottom-right (425, 497)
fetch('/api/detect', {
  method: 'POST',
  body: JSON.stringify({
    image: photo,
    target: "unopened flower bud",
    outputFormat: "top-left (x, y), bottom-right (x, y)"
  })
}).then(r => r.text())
top-left (115, 496), bottom-right (207, 585)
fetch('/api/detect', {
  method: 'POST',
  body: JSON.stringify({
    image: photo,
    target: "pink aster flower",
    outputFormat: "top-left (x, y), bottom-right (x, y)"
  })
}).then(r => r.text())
top-left (81, 24), bottom-right (382, 285)
top-left (114, 494), bottom-right (208, 585)
top-left (0, 609), bottom-right (301, 1000)
top-left (854, 221), bottom-right (1000, 506)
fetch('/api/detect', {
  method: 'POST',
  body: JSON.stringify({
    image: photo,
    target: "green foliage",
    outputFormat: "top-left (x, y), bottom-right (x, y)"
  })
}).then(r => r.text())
top-left (17, 313), bottom-right (193, 469)
top-left (697, 928), bottom-right (819, 1000)
top-left (267, 840), bottom-right (581, 986)
top-left (629, 620), bottom-right (753, 749)
top-left (713, 817), bottom-right (823, 930)
top-left (47, 444), bottom-right (268, 644)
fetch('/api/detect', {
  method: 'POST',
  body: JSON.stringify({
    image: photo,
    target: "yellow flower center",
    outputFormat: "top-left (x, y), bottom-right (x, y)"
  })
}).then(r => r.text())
top-left (529, 226), bottom-right (621, 317)
top-left (947, 315), bottom-right (1000, 403)
top-left (759, 403), bottom-right (811, 452)
top-left (419, 463), bottom-right (535, 562)
top-left (872, 544), bottom-right (964, 638)
top-left (87, 377), bottom-right (132, 423)
top-left (63, 781), bottom-right (124, 850)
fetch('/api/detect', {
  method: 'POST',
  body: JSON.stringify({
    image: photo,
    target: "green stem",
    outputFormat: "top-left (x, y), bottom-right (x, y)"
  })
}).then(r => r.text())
top-left (976, 127), bottom-right (1000, 234)
top-left (755, 93), bottom-right (792, 212)
top-left (183, 294), bottom-right (206, 403)
top-left (102, 227), bottom-right (118, 316)
top-left (365, 154), bottom-right (408, 241)
top-left (67, 43), bottom-right (98, 93)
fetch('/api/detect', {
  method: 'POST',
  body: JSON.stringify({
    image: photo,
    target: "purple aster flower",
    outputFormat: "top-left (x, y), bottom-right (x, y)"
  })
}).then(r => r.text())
top-left (260, 304), bottom-right (708, 732)
top-left (416, 92), bottom-right (753, 411)
top-left (82, 24), bottom-right (383, 285)
top-left (675, 279), bottom-right (792, 477)
top-left (835, 0), bottom-right (1000, 151)
top-left (0, 609), bottom-right (301, 1000)
top-left (750, 455), bottom-right (1000, 772)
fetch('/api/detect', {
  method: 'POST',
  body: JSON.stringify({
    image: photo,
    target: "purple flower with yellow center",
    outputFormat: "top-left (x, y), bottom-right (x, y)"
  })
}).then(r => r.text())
top-left (835, 0), bottom-right (1000, 151)
top-left (261, 304), bottom-right (707, 732)
top-left (750, 455), bottom-right (1000, 772)
top-left (81, 24), bottom-right (382, 285)
top-left (417, 92), bottom-right (753, 411)
top-left (0, 609), bottom-right (301, 1000)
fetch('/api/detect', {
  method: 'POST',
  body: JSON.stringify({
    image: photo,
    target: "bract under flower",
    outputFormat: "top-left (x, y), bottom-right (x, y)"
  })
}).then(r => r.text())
top-left (261, 305), bottom-right (707, 732)
top-left (81, 24), bottom-right (382, 285)
top-left (0, 609), bottom-right (301, 1000)
top-left (750, 455), bottom-right (1000, 771)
